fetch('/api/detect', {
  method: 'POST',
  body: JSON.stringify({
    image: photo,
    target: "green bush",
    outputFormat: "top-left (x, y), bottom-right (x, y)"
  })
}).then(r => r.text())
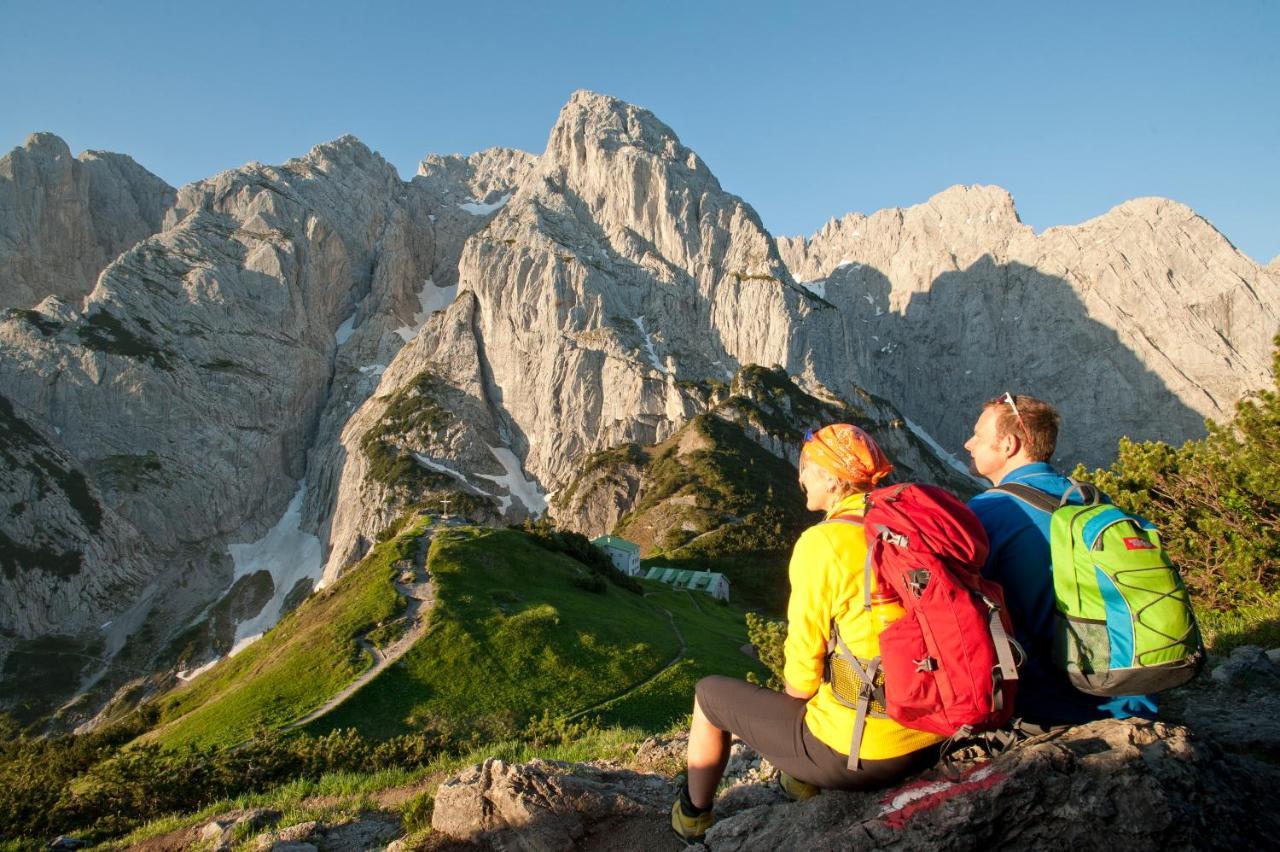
top-left (518, 518), bottom-right (644, 593)
top-left (0, 717), bottom-right (449, 844)
top-left (1075, 334), bottom-right (1280, 612)
top-left (744, 612), bottom-right (786, 691)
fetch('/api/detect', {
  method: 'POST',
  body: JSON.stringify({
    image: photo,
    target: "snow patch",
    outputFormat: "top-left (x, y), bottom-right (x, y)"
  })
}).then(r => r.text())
top-left (226, 484), bottom-right (324, 651)
top-left (335, 312), bottom-right (356, 344)
top-left (836, 259), bottom-right (863, 271)
top-left (176, 658), bottom-right (219, 682)
top-left (458, 192), bottom-right (512, 215)
top-left (800, 279), bottom-right (827, 300)
top-left (411, 453), bottom-right (492, 496)
top-left (228, 632), bottom-right (263, 658)
top-left (633, 315), bottom-right (667, 374)
top-left (902, 416), bottom-right (983, 484)
top-left (475, 446), bottom-right (547, 515)
top-left (394, 278), bottom-right (457, 342)
top-left (359, 364), bottom-right (387, 377)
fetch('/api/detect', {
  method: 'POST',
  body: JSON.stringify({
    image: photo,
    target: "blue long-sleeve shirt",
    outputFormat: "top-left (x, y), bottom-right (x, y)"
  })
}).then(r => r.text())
top-left (968, 462), bottom-right (1157, 725)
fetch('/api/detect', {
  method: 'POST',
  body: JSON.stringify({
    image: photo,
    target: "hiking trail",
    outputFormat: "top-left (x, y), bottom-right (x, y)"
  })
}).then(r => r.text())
top-left (289, 533), bottom-right (436, 728)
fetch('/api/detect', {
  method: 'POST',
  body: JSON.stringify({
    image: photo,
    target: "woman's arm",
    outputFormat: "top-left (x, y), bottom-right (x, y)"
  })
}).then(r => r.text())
top-left (782, 530), bottom-right (835, 698)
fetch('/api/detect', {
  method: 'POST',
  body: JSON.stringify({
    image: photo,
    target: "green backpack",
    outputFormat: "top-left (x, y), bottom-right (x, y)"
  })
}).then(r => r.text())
top-left (994, 481), bottom-right (1204, 696)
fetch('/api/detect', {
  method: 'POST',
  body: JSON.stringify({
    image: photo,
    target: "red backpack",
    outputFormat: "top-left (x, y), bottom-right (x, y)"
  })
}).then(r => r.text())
top-left (824, 483), bottom-right (1021, 769)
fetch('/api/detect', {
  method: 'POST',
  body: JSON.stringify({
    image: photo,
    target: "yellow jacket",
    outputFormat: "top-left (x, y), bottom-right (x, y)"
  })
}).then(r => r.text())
top-left (783, 492), bottom-right (944, 760)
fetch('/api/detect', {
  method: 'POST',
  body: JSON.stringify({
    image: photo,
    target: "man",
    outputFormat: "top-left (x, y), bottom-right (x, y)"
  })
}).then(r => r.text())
top-left (963, 393), bottom-right (1156, 726)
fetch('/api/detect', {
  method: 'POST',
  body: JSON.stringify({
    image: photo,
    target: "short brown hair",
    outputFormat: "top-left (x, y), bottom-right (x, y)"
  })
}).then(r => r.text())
top-left (984, 394), bottom-right (1059, 462)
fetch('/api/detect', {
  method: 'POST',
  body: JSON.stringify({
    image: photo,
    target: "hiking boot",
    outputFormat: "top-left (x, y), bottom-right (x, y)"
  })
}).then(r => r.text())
top-left (777, 771), bottom-right (820, 801)
top-left (670, 798), bottom-right (713, 843)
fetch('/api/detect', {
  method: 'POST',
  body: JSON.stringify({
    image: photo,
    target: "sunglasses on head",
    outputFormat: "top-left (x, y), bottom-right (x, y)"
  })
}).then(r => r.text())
top-left (1001, 392), bottom-right (1033, 445)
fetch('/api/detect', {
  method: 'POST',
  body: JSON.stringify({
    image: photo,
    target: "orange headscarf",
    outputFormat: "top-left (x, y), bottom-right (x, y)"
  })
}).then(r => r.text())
top-left (800, 424), bottom-right (894, 490)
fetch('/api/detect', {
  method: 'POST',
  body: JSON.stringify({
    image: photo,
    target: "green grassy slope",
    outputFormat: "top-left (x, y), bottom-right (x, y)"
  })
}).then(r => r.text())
top-left (305, 526), bottom-right (765, 740)
top-left (589, 583), bottom-right (765, 729)
top-left (148, 521), bottom-right (763, 751)
top-left (148, 518), bottom-right (424, 749)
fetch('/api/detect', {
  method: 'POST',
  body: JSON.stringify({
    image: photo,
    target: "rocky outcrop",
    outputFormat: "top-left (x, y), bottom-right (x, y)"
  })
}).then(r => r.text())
top-left (430, 652), bottom-right (1280, 850)
top-left (777, 186), bottom-right (1280, 468)
top-left (0, 133), bottom-right (174, 311)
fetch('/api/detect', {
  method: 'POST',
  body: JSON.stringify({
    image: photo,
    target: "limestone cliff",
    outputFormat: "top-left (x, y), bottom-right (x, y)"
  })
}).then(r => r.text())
top-left (0, 133), bottom-right (174, 311)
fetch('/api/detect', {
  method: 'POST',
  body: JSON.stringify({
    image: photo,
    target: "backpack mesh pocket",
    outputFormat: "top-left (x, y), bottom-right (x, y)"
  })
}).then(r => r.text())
top-left (827, 653), bottom-right (887, 715)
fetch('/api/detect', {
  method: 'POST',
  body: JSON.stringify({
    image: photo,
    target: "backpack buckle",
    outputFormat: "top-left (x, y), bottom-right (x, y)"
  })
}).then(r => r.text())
top-left (876, 526), bottom-right (909, 548)
top-left (915, 657), bottom-right (938, 672)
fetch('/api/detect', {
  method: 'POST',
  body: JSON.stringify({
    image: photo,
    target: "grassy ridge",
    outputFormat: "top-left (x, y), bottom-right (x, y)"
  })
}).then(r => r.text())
top-left (149, 519), bottom-right (424, 749)
top-left (305, 527), bottom-right (740, 740)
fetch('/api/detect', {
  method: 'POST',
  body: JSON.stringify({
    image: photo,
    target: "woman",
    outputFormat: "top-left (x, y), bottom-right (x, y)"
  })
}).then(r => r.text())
top-left (671, 424), bottom-right (943, 841)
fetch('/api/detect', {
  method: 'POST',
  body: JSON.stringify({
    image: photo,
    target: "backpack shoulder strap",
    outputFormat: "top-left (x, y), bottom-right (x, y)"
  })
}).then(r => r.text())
top-left (990, 482), bottom-right (1060, 514)
top-left (821, 513), bottom-right (875, 611)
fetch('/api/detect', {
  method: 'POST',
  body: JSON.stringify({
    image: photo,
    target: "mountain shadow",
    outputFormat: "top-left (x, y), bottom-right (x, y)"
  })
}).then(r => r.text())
top-left (817, 255), bottom-right (1205, 471)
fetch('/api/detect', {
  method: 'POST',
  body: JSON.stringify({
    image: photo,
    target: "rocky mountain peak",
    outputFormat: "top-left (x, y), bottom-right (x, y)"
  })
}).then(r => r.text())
top-left (1, 133), bottom-right (174, 312)
top-left (20, 131), bottom-right (73, 159)
top-left (292, 133), bottom-right (392, 177)
top-left (415, 147), bottom-right (538, 205)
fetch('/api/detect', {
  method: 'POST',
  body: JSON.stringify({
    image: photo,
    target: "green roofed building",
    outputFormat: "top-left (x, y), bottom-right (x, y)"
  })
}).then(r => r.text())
top-left (644, 565), bottom-right (730, 601)
top-left (590, 535), bottom-right (642, 577)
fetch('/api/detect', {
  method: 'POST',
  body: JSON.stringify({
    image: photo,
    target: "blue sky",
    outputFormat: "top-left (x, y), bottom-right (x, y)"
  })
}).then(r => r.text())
top-left (3, 1), bottom-right (1276, 262)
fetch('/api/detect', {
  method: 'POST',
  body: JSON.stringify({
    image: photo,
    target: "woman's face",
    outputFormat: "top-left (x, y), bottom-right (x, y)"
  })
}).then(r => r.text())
top-left (797, 457), bottom-right (838, 513)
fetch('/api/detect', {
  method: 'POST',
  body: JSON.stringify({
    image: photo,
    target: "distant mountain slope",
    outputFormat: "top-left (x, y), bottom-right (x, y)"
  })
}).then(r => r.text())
top-left (0, 133), bottom-right (174, 311)
top-left (777, 186), bottom-right (1280, 468)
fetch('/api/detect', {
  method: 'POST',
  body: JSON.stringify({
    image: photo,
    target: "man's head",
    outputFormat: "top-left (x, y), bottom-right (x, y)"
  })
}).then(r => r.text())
top-left (963, 393), bottom-right (1060, 484)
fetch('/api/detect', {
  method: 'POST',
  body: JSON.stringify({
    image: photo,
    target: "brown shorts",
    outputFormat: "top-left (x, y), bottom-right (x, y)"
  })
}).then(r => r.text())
top-left (695, 675), bottom-right (939, 790)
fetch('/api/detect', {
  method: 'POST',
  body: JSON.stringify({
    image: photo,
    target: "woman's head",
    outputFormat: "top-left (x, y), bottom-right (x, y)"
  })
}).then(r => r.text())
top-left (798, 424), bottom-right (893, 511)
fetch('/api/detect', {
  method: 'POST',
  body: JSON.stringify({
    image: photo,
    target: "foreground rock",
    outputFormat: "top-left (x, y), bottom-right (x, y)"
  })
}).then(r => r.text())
top-left (432, 715), bottom-right (1280, 851)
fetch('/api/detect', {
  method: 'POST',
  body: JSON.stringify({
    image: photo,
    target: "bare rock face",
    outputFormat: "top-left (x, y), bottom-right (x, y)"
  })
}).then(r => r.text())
top-left (0, 135), bottom-right (506, 721)
top-left (777, 186), bottom-right (1280, 469)
top-left (452, 90), bottom-right (841, 490)
top-left (0, 133), bottom-right (174, 311)
top-left (430, 717), bottom-right (1280, 851)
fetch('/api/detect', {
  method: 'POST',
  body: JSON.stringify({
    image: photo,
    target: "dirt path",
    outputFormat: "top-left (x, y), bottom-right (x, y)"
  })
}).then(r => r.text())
top-left (563, 594), bottom-right (688, 722)
top-left (289, 535), bottom-right (436, 729)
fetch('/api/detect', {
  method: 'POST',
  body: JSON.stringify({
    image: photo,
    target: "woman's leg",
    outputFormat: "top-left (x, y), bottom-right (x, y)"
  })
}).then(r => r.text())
top-left (686, 692), bottom-right (732, 809)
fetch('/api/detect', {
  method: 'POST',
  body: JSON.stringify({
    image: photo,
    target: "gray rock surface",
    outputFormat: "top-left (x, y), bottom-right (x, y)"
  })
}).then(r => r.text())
top-left (777, 186), bottom-right (1280, 469)
top-left (0, 133), bottom-right (174, 311)
top-left (431, 715), bottom-right (1280, 851)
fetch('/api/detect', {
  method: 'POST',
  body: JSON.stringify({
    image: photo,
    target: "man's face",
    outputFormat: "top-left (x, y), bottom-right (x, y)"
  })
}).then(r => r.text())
top-left (964, 406), bottom-right (1011, 482)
